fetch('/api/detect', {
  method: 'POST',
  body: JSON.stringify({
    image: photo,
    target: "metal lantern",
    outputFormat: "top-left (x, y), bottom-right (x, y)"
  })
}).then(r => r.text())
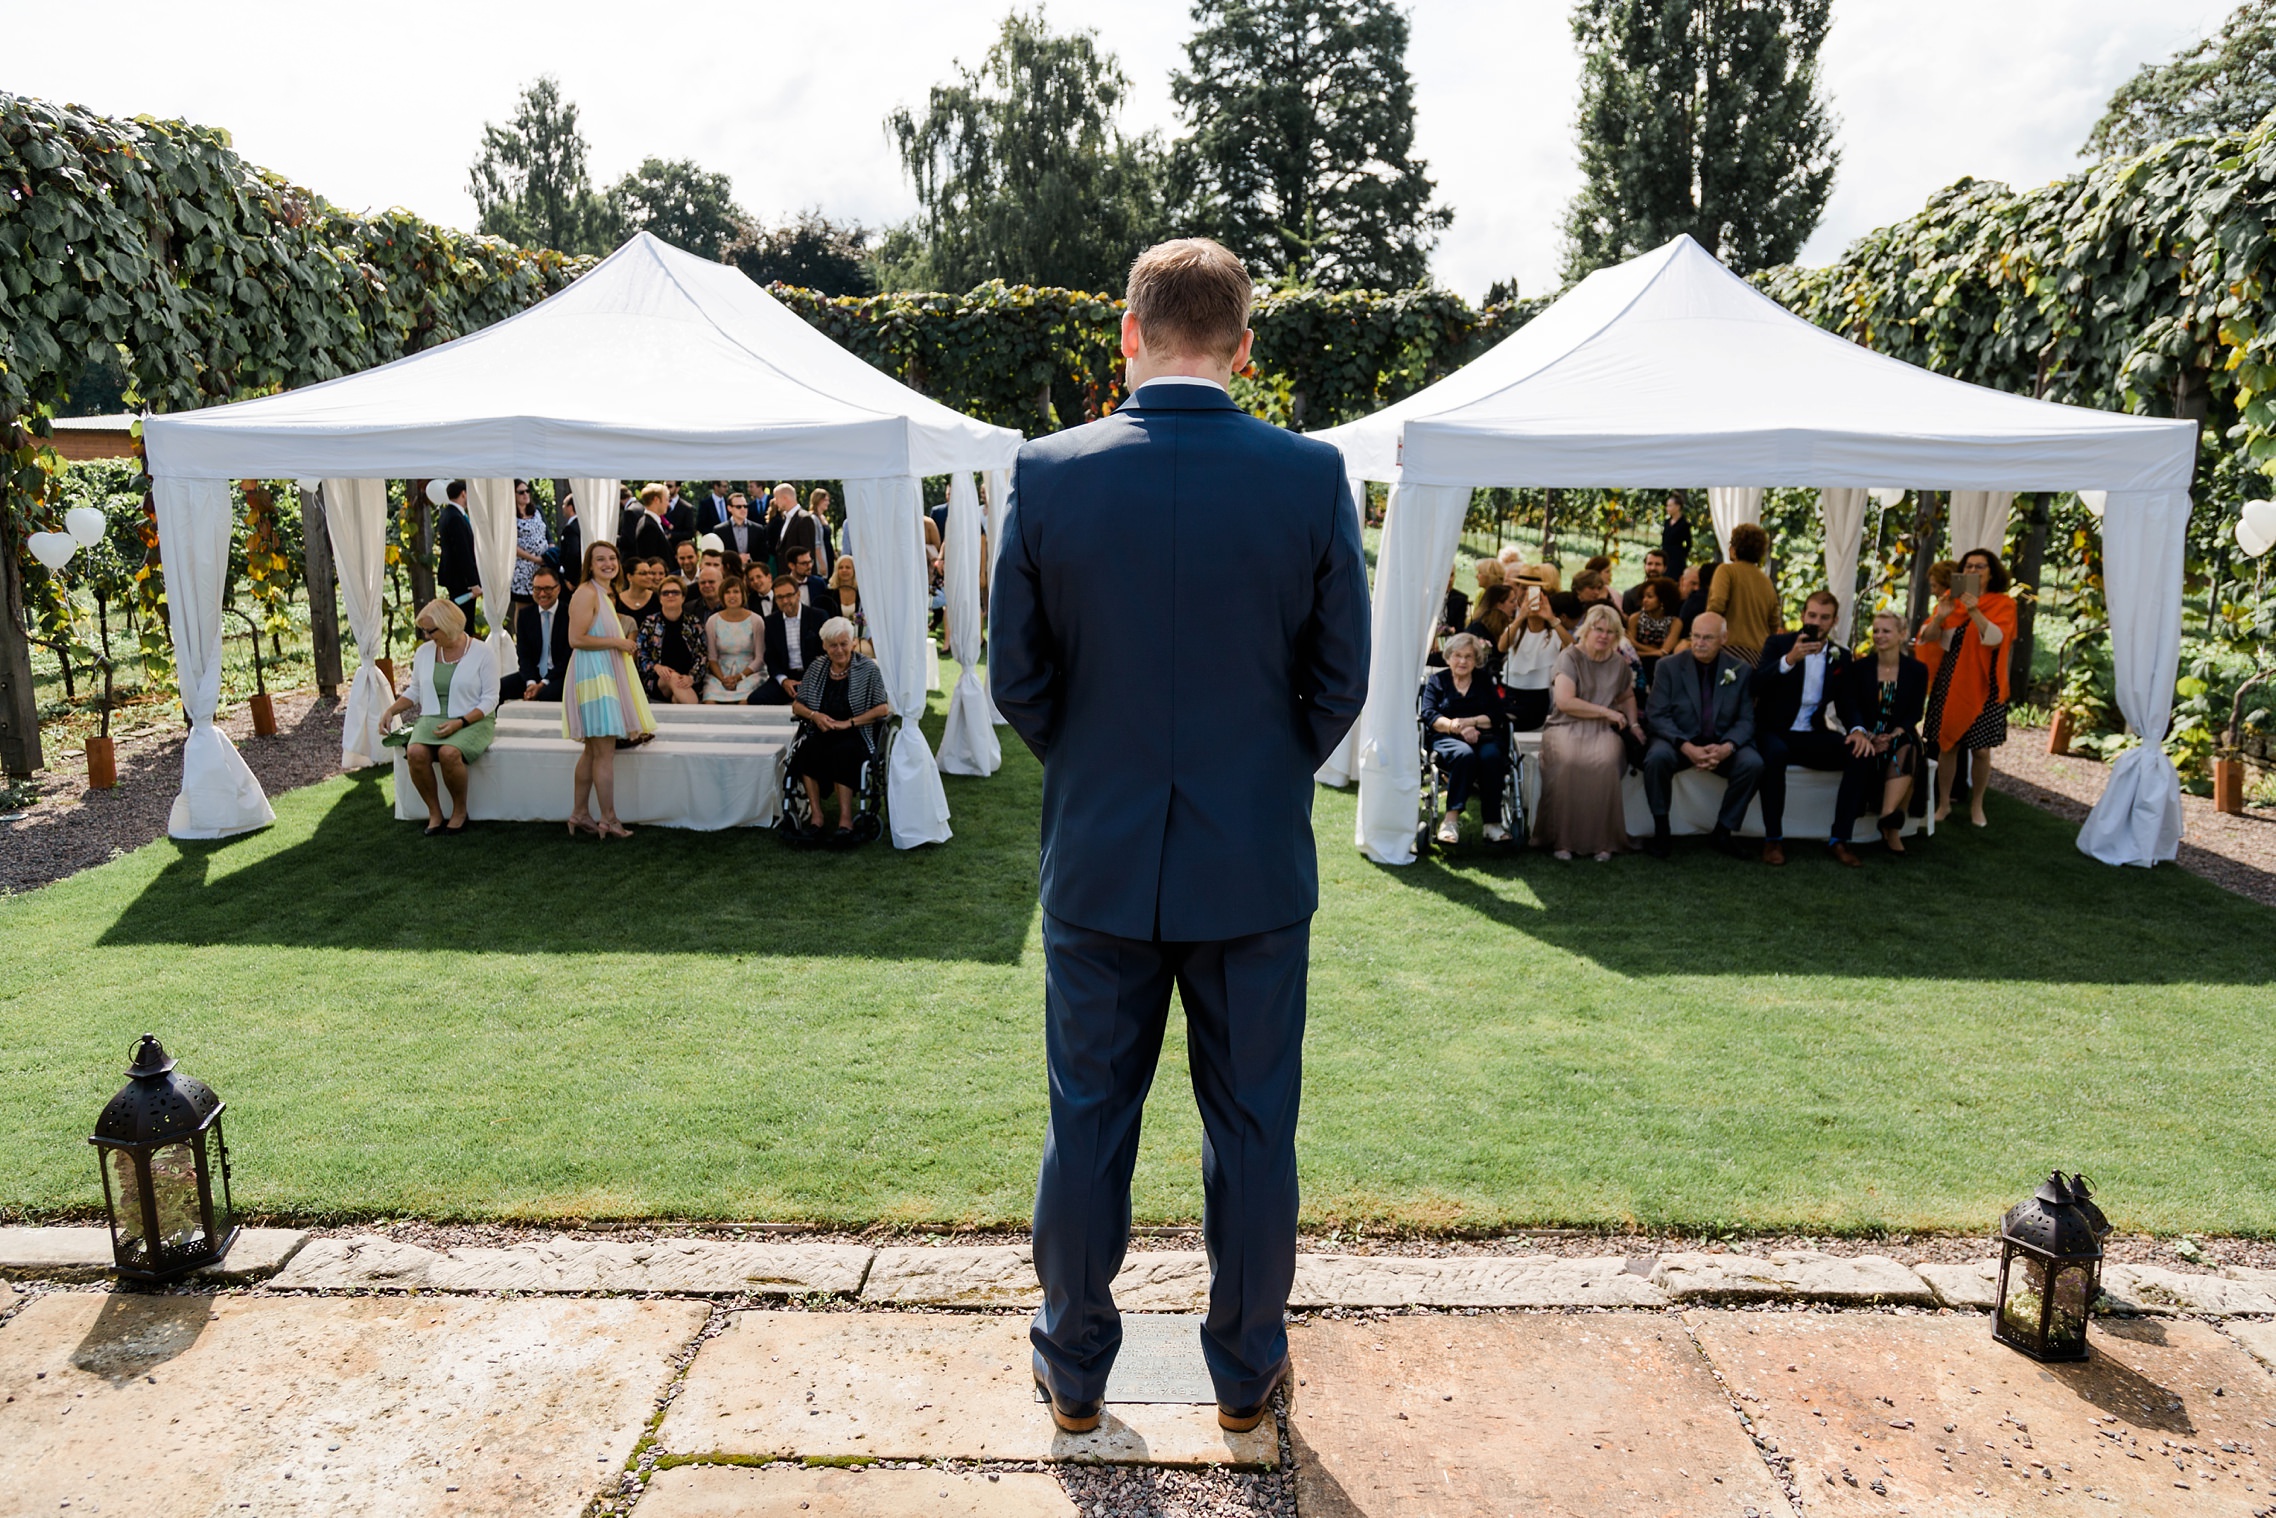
top-left (89, 1035), bottom-right (238, 1282)
top-left (1992, 1170), bottom-right (2102, 1362)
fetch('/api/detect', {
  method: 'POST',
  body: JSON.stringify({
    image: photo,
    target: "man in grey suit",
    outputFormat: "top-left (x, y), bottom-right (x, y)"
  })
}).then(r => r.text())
top-left (1640, 611), bottom-right (1763, 857)
top-left (990, 239), bottom-right (1370, 1437)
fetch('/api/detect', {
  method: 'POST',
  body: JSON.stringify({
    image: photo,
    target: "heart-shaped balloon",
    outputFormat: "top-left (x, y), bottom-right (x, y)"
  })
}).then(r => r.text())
top-left (64, 505), bottom-right (106, 548)
top-left (28, 531), bottom-right (77, 571)
top-left (425, 478), bottom-right (453, 508)
top-left (2078, 490), bottom-right (2108, 518)
top-left (1869, 487), bottom-right (1907, 508)
top-left (2237, 498), bottom-right (2276, 560)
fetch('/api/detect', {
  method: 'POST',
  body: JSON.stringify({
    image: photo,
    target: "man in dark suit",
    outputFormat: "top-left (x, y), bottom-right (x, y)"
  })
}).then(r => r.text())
top-left (756, 574), bottom-right (830, 704)
top-left (696, 481), bottom-right (733, 537)
top-left (990, 239), bottom-right (1369, 1439)
top-left (436, 480), bottom-right (481, 633)
top-left (663, 482), bottom-right (697, 544)
top-left (781, 546), bottom-right (830, 608)
top-left (503, 566), bottom-right (572, 701)
top-left (775, 486), bottom-right (838, 577)
top-left (1752, 589), bottom-right (1853, 866)
top-left (1640, 610), bottom-right (1763, 857)
top-left (619, 483), bottom-right (673, 567)
top-left (718, 491), bottom-right (768, 563)
top-left (554, 498), bottom-right (582, 585)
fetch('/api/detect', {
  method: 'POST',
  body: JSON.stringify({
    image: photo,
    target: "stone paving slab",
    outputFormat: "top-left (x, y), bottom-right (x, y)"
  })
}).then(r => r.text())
top-left (1916, 1260), bottom-right (1999, 1311)
top-left (0, 1225), bottom-right (308, 1282)
top-left (1287, 1312), bottom-right (1782, 1517)
top-left (0, 1289), bottom-right (703, 1516)
top-left (1687, 1308), bottom-right (2276, 1515)
top-left (1289, 1253), bottom-right (1667, 1309)
top-left (638, 1466), bottom-right (1078, 1516)
top-left (271, 1233), bottom-right (872, 1295)
top-left (1651, 1250), bottom-right (1934, 1305)
top-left (859, 1247), bottom-right (1214, 1310)
top-left (2102, 1263), bottom-right (2276, 1316)
top-left (660, 1310), bottom-right (1275, 1466)
top-left (2231, 1320), bottom-right (2276, 1372)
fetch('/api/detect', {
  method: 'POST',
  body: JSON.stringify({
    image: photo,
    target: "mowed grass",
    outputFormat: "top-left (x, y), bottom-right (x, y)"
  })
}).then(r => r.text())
top-left (3, 662), bottom-right (2273, 1235)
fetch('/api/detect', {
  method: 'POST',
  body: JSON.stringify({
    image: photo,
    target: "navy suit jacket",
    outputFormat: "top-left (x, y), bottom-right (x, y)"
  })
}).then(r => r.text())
top-left (989, 381), bottom-right (1370, 942)
top-left (1752, 630), bottom-right (1852, 736)
top-left (513, 599), bottom-right (573, 697)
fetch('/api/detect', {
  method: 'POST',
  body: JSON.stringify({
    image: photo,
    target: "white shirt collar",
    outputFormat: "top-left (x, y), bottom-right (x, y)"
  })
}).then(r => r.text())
top-left (1133, 375), bottom-right (1229, 395)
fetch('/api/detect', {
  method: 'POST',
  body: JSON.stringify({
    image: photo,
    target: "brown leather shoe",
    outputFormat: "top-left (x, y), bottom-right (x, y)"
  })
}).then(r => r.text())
top-left (1217, 1357), bottom-right (1294, 1432)
top-left (1761, 840), bottom-right (1787, 867)
top-left (1829, 842), bottom-right (1862, 867)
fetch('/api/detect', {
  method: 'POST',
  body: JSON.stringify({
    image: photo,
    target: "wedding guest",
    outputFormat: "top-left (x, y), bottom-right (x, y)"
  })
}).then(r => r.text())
top-left (380, 599), bottom-right (498, 837)
top-left (1926, 547), bottom-right (2017, 827)
top-left (1464, 583), bottom-right (1517, 676)
top-left (760, 574), bottom-right (831, 704)
top-left (1913, 559), bottom-right (1958, 733)
top-left (1422, 633), bottom-right (1511, 844)
top-left (822, 554), bottom-right (873, 655)
top-left (692, 560), bottom-right (727, 622)
top-left (505, 565), bottom-right (572, 701)
top-left (1622, 550), bottom-right (1668, 615)
top-left (1434, 570), bottom-right (1468, 663)
top-left (638, 579), bottom-right (705, 704)
top-left (697, 481), bottom-right (733, 536)
top-left (784, 545), bottom-right (830, 607)
top-left (1660, 494), bottom-right (1693, 581)
top-left (744, 557), bottom-right (775, 610)
top-left (703, 575), bottom-right (766, 702)
top-left (613, 556), bottom-right (661, 624)
top-left (437, 480), bottom-right (481, 632)
top-left (1706, 521), bottom-right (1778, 661)
top-left (1572, 569), bottom-right (1614, 608)
top-left (1626, 576), bottom-right (1682, 683)
top-left (662, 481), bottom-right (696, 542)
top-left (554, 492), bottom-right (583, 585)
top-left (1751, 590), bottom-right (1852, 866)
top-left (1639, 611), bottom-right (1761, 858)
top-left (1674, 563), bottom-right (1707, 635)
top-left (790, 617), bottom-right (891, 842)
top-left (1834, 610), bottom-right (1929, 858)
top-left (1498, 574), bottom-right (1568, 730)
top-left (720, 491), bottom-right (766, 561)
top-left (674, 537), bottom-right (700, 584)
top-left (777, 484), bottom-right (836, 575)
top-left (620, 482), bottom-right (673, 567)
top-left (510, 480), bottom-right (550, 615)
top-left (1537, 604), bottom-right (1638, 860)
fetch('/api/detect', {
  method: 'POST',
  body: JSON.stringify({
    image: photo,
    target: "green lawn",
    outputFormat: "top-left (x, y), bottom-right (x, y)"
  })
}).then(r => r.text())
top-left (3, 666), bottom-right (2273, 1236)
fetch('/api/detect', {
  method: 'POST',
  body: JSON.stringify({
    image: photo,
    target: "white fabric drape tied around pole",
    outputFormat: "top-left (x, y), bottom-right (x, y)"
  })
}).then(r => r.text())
top-left (1707, 487), bottom-right (1762, 559)
top-left (466, 477), bottom-right (516, 667)
top-left (1945, 490), bottom-right (2014, 558)
top-left (569, 479), bottom-right (620, 575)
top-left (981, 468), bottom-right (1011, 725)
top-left (935, 472), bottom-right (1000, 776)
top-left (315, 479), bottom-right (394, 770)
top-left (1352, 482), bottom-right (1471, 863)
top-left (151, 477), bottom-right (274, 838)
top-left (2079, 489), bottom-right (2191, 866)
top-left (1818, 486), bottom-right (1869, 642)
top-left (844, 476), bottom-right (952, 847)
top-left (1315, 475), bottom-right (1371, 788)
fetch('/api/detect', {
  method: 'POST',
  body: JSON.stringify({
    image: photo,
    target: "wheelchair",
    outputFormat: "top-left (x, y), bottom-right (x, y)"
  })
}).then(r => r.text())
top-left (779, 714), bottom-right (898, 850)
top-left (1415, 679), bottom-right (1526, 858)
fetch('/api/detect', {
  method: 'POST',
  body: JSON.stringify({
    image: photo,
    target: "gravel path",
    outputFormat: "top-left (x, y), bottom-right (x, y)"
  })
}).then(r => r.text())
top-left (0, 689), bottom-right (345, 894)
top-left (1990, 727), bottom-right (2276, 909)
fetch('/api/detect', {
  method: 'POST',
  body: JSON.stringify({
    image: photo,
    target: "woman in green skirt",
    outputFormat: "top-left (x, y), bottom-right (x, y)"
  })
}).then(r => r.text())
top-left (381, 599), bottom-right (499, 836)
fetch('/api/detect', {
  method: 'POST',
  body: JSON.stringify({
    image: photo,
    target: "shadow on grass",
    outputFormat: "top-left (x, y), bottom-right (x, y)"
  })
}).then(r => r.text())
top-left (100, 725), bottom-right (1045, 964)
top-left (1378, 789), bottom-right (2276, 986)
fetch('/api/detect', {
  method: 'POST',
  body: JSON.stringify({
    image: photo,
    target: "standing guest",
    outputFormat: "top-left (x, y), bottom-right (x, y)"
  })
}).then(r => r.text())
top-left (765, 482), bottom-right (801, 564)
top-left (1498, 573), bottom-right (1569, 730)
top-left (663, 481), bottom-right (696, 543)
top-left (776, 484), bottom-right (838, 575)
top-left (1537, 603), bottom-right (1638, 860)
top-left (719, 491), bottom-right (765, 561)
top-left (554, 492), bottom-right (583, 585)
top-left (564, 540), bottom-right (655, 838)
top-left (1834, 610), bottom-right (1929, 858)
top-left (1660, 494), bottom-right (1693, 581)
top-left (620, 482), bottom-right (674, 568)
top-left (380, 599), bottom-right (497, 837)
top-left (1639, 612), bottom-right (1761, 858)
top-left (1926, 547), bottom-right (2017, 828)
top-left (807, 487), bottom-right (839, 574)
top-left (1751, 590), bottom-right (1853, 866)
top-left (789, 618), bottom-right (892, 842)
top-left (1626, 577), bottom-right (1682, 684)
top-left (1621, 550), bottom-right (1668, 615)
top-left (760, 574), bottom-right (832, 705)
top-left (1422, 633), bottom-right (1511, 844)
top-left (505, 566), bottom-right (572, 701)
top-left (822, 553), bottom-right (873, 655)
top-left (703, 575), bottom-right (766, 702)
top-left (697, 481), bottom-right (733, 536)
top-left (1913, 559), bottom-right (1959, 744)
top-left (1706, 522), bottom-right (1779, 662)
top-left (637, 579), bottom-right (705, 704)
top-left (510, 480), bottom-right (550, 615)
top-left (437, 480), bottom-right (481, 633)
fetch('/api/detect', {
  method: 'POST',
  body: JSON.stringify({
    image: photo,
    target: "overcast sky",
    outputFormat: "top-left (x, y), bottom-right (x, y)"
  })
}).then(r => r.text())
top-left (0, 0), bottom-right (2237, 300)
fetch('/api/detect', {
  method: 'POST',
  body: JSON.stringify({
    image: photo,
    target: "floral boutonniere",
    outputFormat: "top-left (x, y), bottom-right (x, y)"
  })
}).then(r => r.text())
top-left (1718, 665), bottom-right (1741, 687)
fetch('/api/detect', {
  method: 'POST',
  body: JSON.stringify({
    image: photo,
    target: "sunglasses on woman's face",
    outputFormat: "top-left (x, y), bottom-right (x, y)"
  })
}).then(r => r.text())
top-left (416, 624), bottom-right (436, 638)
top-left (661, 588), bottom-right (683, 598)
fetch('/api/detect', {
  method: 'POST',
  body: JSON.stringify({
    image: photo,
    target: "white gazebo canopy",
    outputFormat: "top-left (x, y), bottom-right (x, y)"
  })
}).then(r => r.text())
top-left (142, 232), bottom-right (1022, 844)
top-left (1314, 234), bottom-right (2198, 869)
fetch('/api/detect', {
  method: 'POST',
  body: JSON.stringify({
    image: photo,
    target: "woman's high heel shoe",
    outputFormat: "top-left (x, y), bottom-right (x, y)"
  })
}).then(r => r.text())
top-left (567, 814), bottom-right (600, 838)
top-left (598, 818), bottom-right (634, 839)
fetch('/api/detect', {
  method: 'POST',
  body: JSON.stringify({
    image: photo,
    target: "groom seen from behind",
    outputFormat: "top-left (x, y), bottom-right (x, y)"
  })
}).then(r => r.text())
top-left (990, 238), bottom-right (1371, 1437)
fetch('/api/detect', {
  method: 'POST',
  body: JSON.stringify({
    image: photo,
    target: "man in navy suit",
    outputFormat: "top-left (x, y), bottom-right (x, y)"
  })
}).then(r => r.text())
top-left (503, 566), bottom-right (572, 701)
top-left (990, 238), bottom-right (1370, 1438)
top-left (1751, 589), bottom-right (1852, 866)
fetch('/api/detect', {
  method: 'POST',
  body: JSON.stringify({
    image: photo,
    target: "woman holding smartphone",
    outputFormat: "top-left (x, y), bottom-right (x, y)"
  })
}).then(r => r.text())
top-left (1925, 548), bottom-right (2017, 827)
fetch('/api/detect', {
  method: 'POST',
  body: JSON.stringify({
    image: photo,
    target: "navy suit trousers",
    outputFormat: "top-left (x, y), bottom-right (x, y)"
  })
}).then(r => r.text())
top-left (1031, 911), bottom-right (1308, 1410)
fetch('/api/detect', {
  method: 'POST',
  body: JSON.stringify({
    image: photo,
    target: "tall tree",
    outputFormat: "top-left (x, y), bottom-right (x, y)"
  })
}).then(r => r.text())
top-left (888, 10), bottom-right (1167, 292)
top-left (1561, 0), bottom-right (1838, 283)
top-left (728, 210), bottom-right (877, 296)
top-left (468, 76), bottom-right (613, 255)
top-left (610, 157), bottom-right (745, 260)
top-left (2083, 0), bottom-right (2276, 159)
top-left (1171, 0), bottom-right (1450, 290)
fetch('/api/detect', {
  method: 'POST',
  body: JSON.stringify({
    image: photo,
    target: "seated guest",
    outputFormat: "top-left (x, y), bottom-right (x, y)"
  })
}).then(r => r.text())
top-left (759, 574), bottom-right (833, 705)
top-left (821, 553), bottom-right (873, 655)
top-left (1621, 550), bottom-right (1668, 615)
top-left (1496, 545), bottom-right (1525, 577)
top-left (789, 617), bottom-right (892, 843)
top-left (614, 556), bottom-right (662, 624)
top-left (703, 575), bottom-right (766, 702)
top-left (1537, 604), bottom-right (1638, 861)
top-left (674, 537), bottom-right (701, 584)
top-left (1583, 554), bottom-right (1613, 579)
top-left (782, 545), bottom-right (830, 607)
top-left (1751, 590), bottom-right (1853, 866)
top-left (1639, 611), bottom-right (1762, 859)
top-left (1475, 556), bottom-right (1506, 597)
top-left (505, 565), bottom-right (572, 701)
top-left (379, 600), bottom-right (498, 836)
top-left (1626, 576), bottom-right (1682, 684)
top-left (1571, 568), bottom-right (1615, 610)
top-left (744, 557), bottom-right (775, 611)
top-left (636, 578), bottom-right (704, 704)
top-left (692, 561), bottom-right (727, 622)
top-left (1431, 570), bottom-right (1468, 666)
top-left (1834, 610), bottom-right (1929, 859)
top-left (1674, 563), bottom-right (1708, 636)
top-left (698, 535), bottom-right (728, 579)
top-left (1549, 589), bottom-right (1584, 633)
top-left (1464, 583), bottom-right (1517, 677)
top-left (1422, 632), bottom-right (1512, 845)
top-left (1499, 573), bottom-right (1569, 729)
top-left (1706, 522), bottom-right (1779, 661)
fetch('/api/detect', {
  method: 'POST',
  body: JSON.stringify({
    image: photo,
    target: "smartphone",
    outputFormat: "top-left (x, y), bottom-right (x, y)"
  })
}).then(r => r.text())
top-left (1953, 571), bottom-right (1984, 598)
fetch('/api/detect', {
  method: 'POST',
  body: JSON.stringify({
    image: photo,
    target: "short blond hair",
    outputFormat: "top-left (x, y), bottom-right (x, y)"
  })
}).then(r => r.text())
top-left (417, 598), bottom-right (465, 638)
top-left (1127, 238), bottom-right (1252, 361)
top-left (638, 482), bottom-right (668, 509)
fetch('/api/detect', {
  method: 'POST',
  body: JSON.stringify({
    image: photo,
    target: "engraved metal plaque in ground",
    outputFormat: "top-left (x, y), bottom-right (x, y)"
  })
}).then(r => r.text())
top-left (1034, 1313), bottom-right (1216, 1404)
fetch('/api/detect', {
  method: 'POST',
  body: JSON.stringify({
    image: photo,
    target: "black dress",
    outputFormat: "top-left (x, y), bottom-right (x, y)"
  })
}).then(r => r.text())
top-left (791, 671), bottom-right (868, 790)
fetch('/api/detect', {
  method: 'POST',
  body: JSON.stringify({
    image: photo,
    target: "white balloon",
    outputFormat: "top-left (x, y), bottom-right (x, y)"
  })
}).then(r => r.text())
top-left (2237, 498), bottom-right (2276, 560)
top-left (1869, 487), bottom-right (1907, 508)
top-left (28, 531), bottom-right (77, 571)
top-left (64, 505), bottom-right (106, 548)
top-left (2079, 490), bottom-right (2108, 518)
top-left (425, 478), bottom-right (453, 508)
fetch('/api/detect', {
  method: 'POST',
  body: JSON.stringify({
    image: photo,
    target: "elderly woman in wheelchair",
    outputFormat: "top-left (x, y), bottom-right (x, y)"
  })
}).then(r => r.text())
top-left (788, 616), bottom-right (892, 846)
top-left (1421, 631), bottom-right (1514, 846)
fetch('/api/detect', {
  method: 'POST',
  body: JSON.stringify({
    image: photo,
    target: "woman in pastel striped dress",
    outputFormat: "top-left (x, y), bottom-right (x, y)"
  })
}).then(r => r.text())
top-left (563, 541), bottom-right (655, 838)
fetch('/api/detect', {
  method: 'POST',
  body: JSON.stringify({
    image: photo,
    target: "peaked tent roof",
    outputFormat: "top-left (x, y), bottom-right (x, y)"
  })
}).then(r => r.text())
top-left (1314, 235), bottom-right (2196, 493)
top-left (143, 232), bottom-right (1023, 480)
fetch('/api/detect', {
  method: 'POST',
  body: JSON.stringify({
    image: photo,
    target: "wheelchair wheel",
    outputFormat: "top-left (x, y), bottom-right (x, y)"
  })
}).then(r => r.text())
top-left (1415, 819), bottom-right (1434, 858)
top-left (852, 811), bottom-right (883, 845)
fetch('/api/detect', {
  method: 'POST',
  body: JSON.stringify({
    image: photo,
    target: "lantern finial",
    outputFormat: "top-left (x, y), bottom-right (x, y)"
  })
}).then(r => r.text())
top-left (126, 1034), bottom-right (176, 1079)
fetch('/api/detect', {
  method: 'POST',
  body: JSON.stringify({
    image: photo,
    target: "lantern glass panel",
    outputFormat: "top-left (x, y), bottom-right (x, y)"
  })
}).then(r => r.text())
top-left (2048, 1264), bottom-right (2090, 1355)
top-left (2000, 1256), bottom-right (2049, 1344)
top-left (106, 1148), bottom-right (146, 1259)
top-left (150, 1141), bottom-right (208, 1257)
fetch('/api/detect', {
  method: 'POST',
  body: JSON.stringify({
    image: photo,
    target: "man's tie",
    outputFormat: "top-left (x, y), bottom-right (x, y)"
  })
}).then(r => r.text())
top-left (538, 608), bottom-right (553, 680)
